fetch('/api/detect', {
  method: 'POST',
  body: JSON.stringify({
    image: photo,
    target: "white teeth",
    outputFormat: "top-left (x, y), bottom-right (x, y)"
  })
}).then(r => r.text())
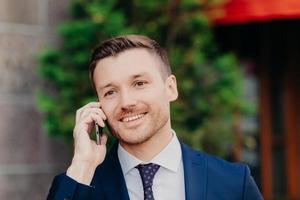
top-left (122, 114), bottom-right (145, 122)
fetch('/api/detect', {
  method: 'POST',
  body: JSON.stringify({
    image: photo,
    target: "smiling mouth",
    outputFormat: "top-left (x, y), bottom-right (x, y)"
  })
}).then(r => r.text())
top-left (120, 113), bottom-right (147, 123)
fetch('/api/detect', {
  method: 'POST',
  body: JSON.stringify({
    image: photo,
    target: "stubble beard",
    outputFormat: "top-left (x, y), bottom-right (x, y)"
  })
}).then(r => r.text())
top-left (108, 110), bottom-right (170, 146)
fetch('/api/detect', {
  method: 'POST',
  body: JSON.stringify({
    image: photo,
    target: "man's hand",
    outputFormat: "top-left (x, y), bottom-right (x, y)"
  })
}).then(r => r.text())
top-left (66, 102), bottom-right (108, 185)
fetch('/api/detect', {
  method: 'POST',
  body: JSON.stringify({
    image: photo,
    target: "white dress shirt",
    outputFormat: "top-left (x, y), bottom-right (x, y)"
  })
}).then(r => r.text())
top-left (118, 130), bottom-right (185, 200)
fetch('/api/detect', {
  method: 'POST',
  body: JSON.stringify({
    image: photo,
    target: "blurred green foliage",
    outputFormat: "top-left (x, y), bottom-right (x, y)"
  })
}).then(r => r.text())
top-left (37, 0), bottom-right (244, 157)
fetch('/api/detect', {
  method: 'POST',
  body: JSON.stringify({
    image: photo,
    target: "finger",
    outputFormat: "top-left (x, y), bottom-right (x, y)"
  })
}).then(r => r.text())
top-left (73, 114), bottom-right (105, 140)
top-left (82, 102), bottom-right (101, 109)
top-left (76, 108), bottom-right (106, 124)
top-left (79, 108), bottom-right (106, 122)
top-left (76, 102), bottom-right (101, 122)
top-left (81, 113), bottom-right (106, 128)
top-left (76, 102), bottom-right (101, 115)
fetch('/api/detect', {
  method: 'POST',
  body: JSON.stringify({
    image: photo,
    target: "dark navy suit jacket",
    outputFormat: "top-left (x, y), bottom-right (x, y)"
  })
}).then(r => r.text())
top-left (47, 143), bottom-right (263, 200)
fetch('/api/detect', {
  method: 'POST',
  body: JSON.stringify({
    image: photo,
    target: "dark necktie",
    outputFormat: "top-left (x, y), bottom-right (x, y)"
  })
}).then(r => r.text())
top-left (136, 163), bottom-right (160, 200)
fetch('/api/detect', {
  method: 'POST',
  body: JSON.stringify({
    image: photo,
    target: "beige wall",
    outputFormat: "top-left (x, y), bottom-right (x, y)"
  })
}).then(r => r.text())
top-left (0, 0), bottom-right (71, 199)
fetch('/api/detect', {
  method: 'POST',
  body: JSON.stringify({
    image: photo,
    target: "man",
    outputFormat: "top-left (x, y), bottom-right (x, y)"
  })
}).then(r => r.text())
top-left (47, 35), bottom-right (263, 200)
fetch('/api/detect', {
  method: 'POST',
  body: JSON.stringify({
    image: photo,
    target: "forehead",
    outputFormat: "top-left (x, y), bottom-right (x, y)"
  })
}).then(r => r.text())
top-left (93, 48), bottom-right (163, 84)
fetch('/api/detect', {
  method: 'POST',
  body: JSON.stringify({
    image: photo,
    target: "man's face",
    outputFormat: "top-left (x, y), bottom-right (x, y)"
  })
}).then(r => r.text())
top-left (93, 48), bottom-right (178, 145)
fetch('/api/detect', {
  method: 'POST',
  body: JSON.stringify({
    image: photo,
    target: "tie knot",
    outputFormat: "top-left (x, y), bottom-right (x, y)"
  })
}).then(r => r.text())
top-left (136, 163), bottom-right (160, 189)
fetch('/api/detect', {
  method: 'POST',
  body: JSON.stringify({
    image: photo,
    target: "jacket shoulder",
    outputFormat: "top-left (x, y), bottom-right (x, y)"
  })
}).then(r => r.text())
top-left (182, 143), bottom-right (246, 177)
top-left (192, 147), bottom-right (248, 183)
top-left (182, 143), bottom-right (254, 199)
top-left (203, 152), bottom-right (247, 178)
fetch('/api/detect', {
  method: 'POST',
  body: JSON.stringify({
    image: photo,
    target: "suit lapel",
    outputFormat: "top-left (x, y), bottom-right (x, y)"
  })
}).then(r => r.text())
top-left (94, 142), bottom-right (207, 200)
top-left (181, 143), bottom-right (207, 200)
top-left (96, 143), bottom-right (130, 200)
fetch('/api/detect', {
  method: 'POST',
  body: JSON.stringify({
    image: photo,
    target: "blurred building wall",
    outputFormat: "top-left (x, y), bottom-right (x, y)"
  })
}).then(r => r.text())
top-left (214, 21), bottom-right (300, 200)
top-left (0, 0), bottom-right (71, 199)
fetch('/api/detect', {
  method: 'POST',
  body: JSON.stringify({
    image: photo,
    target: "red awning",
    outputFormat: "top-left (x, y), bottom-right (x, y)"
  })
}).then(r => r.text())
top-left (210, 0), bottom-right (300, 25)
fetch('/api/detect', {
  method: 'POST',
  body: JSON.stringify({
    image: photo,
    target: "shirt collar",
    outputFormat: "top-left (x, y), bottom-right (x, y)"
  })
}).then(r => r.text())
top-left (118, 130), bottom-right (182, 175)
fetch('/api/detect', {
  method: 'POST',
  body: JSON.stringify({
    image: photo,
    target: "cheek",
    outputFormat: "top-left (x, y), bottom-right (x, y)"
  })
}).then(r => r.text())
top-left (144, 84), bottom-right (168, 99)
top-left (141, 92), bottom-right (166, 107)
top-left (101, 101), bottom-right (118, 119)
top-left (147, 93), bottom-right (169, 111)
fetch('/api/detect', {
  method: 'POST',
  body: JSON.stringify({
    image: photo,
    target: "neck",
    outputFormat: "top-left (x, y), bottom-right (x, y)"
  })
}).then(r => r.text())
top-left (120, 121), bottom-right (173, 162)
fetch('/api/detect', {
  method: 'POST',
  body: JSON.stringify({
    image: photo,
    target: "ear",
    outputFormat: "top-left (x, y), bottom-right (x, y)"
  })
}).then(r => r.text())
top-left (165, 75), bottom-right (178, 102)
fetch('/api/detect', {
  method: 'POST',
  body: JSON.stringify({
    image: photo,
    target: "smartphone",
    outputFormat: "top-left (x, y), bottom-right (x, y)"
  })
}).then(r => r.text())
top-left (95, 122), bottom-right (103, 145)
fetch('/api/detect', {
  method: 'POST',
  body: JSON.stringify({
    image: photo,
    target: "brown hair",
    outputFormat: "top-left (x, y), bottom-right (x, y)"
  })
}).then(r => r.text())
top-left (89, 35), bottom-right (172, 91)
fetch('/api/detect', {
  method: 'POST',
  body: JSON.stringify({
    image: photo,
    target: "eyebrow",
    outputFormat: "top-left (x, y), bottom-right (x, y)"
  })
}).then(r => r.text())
top-left (98, 83), bottom-right (115, 91)
top-left (98, 73), bottom-right (149, 91)
top-left (131, 73), bottom-right (146, 79)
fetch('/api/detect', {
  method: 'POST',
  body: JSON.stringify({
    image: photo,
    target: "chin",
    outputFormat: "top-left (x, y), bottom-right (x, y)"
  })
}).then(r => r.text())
top-left (109, 112), bottom-right (170, 145)
top-left (114, 128), bottom-right (154, 145)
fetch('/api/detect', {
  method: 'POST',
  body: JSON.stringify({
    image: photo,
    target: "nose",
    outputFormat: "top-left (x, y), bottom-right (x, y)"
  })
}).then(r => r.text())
top-left (119, 90), bottom-right (137, 110)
